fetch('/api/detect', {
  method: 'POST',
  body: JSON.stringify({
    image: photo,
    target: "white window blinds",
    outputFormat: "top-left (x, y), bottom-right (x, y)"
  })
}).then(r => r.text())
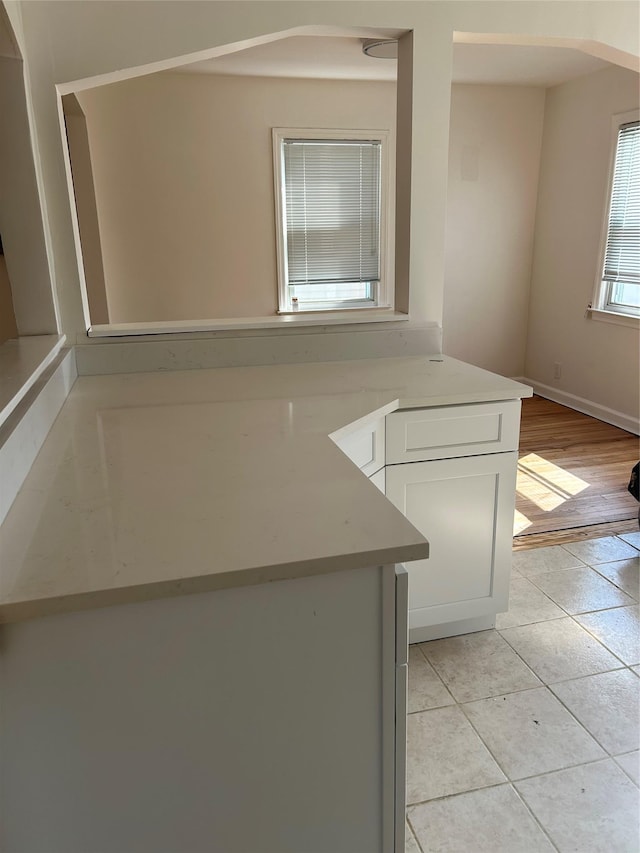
top-left (282, 139), bottom-right (381, 287)
top-left (602, 120), bottom-right (640, 289)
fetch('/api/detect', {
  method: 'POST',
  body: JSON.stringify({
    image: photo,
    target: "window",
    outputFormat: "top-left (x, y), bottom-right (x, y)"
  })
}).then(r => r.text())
top-left (595, 111), bottom-right (639, 319)
top-left (273, 128), bottom-right (390, 313)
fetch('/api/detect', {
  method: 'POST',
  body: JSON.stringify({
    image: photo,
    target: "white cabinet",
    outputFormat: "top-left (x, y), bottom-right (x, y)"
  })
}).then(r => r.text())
top-left (386, 401), bottom-right (520, 463)
top-left (331, 398), bottom-right (522, 643)
top-left (369, 465), bottom-right (386, 493)
top-left (332, 416), bottom-right (385, 477)
top-left (0, 564), bottom-right (408, 853)
top-left (385, 401), bottom-right (521, 642)
top-left (386, 452), bottom-right (517, 641)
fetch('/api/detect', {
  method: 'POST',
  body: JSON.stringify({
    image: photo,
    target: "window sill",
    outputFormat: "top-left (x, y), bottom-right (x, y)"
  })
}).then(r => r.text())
top-left (87, 310), bottom-right (409, 338)
top-left (588, 308), bottom-right (640, 329)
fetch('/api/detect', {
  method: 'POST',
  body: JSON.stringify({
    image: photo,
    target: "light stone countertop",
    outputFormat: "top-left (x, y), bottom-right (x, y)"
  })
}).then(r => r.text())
top-left (0, 356), bottom-right (531, 622)
top-left (0, 335), bottom-right (65, 427)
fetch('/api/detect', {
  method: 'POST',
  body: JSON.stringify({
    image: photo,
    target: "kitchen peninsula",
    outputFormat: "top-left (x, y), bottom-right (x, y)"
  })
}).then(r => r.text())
top-left (0, 355), bottom-right (531, 853)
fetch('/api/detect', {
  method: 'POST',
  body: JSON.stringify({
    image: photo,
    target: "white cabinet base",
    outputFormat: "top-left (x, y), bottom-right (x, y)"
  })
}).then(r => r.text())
top-left (386, 451), bottom-right (517, 632)
top-left (409, 614), bottom-right (496, 644)
top-left (0, 565), bottom-right (404, 853)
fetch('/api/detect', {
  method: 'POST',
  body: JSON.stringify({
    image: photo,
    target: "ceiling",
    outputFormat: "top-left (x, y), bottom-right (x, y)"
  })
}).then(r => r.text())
top-left (176, 36), bottom-right (612, 88)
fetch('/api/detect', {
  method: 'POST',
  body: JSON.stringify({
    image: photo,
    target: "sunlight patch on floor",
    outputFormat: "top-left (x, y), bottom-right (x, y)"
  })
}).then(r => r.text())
top-left (516, 453), bottom-right (590, 512)
top-left (513, 509), bottom-right (532, 536)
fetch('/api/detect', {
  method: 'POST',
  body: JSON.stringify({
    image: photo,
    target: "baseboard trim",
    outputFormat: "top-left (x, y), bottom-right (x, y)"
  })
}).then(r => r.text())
top-left (518, 377), bottom-right (639, 435)
top-left (409, 614), bottom-right (496, 643)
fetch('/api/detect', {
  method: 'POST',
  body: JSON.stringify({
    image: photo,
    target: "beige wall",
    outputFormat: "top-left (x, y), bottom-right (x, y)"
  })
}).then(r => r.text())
top-left (10, 1), bottom-right (637, 343)
top-left (442, 84), bottom-right (545, 376)
top-left (0, 254), bottom-right (18, 344)
top-left (0, 54), bottom-right (57, 335)
top-left (78, 73), bottom-right (396, 323)
top-left (64, 109), bottom-right (109, 325)
top-left (525, 65), bottom-right (640, 421)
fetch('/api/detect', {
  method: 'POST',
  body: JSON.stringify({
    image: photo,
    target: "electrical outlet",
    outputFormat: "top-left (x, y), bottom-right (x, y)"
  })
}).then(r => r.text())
top-left (553, 362), bottom-right (562, 380)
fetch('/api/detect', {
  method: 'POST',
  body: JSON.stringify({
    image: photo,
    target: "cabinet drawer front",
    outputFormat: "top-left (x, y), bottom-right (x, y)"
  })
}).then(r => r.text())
top-left (386, 401), bottom-right (520, 463)
top-left (334, 417), bottom-right (385, 477)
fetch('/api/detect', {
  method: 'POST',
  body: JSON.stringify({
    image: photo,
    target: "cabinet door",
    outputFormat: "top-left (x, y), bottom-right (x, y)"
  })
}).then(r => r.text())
top-left (386, 452), bottom-right (517, 630)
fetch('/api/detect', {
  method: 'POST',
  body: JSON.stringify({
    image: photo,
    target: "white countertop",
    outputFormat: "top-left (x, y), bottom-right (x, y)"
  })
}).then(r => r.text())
top-left (0, 356), bottom-right (531, 622)
top-left (0, 335), bottom-right (65, 427)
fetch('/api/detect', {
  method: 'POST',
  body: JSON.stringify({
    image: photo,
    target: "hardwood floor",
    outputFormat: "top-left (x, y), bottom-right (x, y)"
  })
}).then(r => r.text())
top-left (513, 396), bottom-right (639, 550)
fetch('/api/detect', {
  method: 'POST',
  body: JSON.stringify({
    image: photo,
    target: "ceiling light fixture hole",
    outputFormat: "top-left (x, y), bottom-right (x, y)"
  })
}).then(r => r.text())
top-left (362, 39), bottom-right (398, 60)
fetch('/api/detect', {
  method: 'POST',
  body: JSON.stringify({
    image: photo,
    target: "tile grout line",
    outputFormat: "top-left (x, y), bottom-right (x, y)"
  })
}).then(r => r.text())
top-left (612, 753), bottom-right (640, 788)
top-left (407, 777), bottom-right (559, 851)
top-left (504, 539), bottom-right (639, 784)
top-left (567, 611), bottom-right (637, 668)
top-left (418, 631), bottom-right (543, 704)
top-left (475, 618), bottom-right (637, 789)
top-left (495, 615), bottom-right (631, 677)
top-left (511, 754), bottom-right (630, 785)
top-left (546, 675), bottom-right (640, 765)
top-left (407, 778), bottom-right (517, 810)
top-left (454, 686), bottom-right (613, 850)
top-left (589, 560), bottom-right (640, 600)
top-left (407, 677), bottom-right (569, 848)
top-left (523, 566), bottom-right (636, 615)
top-left (405, 812), bottom-right (425, 853)
top-left (510, 783), bottom-right (561, 852)
top-left (458, 684), bottom-right (604, 773)
top-left (406, 754), bottom-right (634, 813)
top-left (511, 755), bottom-right (633, 851)
top-left (406, 534), bottom-right (639, 847)
top-left (413, 642), bottom-right (456, 704)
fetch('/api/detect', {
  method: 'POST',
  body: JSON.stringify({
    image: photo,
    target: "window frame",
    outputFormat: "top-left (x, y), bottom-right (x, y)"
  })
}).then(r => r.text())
top-left (272, 127), bottom-right (393, 314)
top-left (592, 108), bottom-right (640, 326)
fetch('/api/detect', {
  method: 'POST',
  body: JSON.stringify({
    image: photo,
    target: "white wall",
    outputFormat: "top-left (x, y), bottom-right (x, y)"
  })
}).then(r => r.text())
top-left (10, 1), bottom-right (638, 345)
top-left (525, 65), bottom-right (640, 426)
top-left (77, 72), bottom-right (396, 324)
top-left (442, 84), bottom-right (545, 377)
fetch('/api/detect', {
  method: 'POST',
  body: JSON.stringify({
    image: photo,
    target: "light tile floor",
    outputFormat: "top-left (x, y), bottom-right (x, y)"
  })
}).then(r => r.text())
top-left (406, 534), bottom-right (640, 853)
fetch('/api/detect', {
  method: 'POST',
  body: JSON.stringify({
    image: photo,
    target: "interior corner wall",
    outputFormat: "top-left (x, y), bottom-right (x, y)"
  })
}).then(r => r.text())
top-left (0, 2), bottom-right (24, 58)
top-left (77, 73), bottom-right (396, 324)
top-left (524, 65), bottom-right (640, 424)
top-left (442, 83), bottom-right (545, 378)
top-left (0, 55), bottom-right (57, 335)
